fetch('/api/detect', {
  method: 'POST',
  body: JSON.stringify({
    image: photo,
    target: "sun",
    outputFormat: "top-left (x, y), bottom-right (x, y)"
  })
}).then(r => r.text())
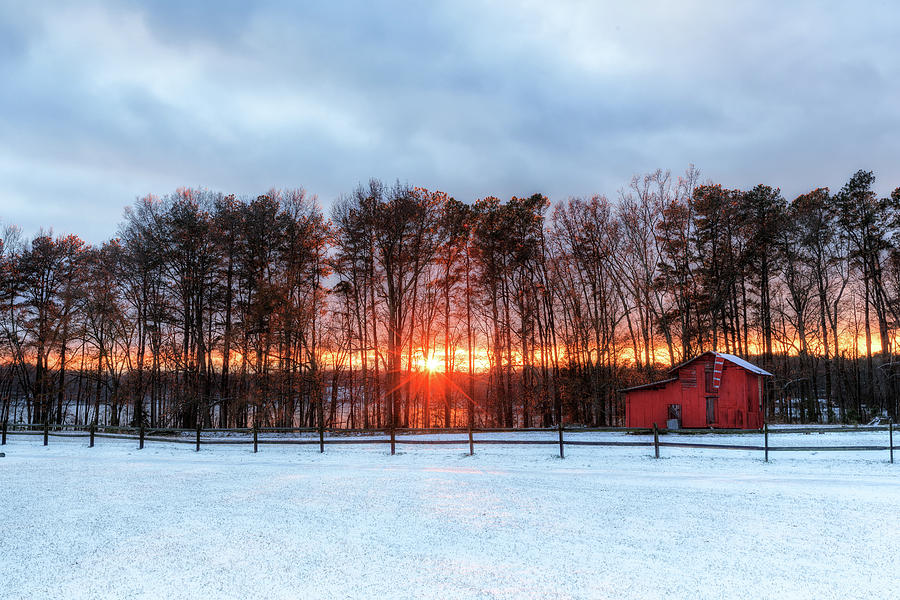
top-left (423, 356), bottom-right (442, 373)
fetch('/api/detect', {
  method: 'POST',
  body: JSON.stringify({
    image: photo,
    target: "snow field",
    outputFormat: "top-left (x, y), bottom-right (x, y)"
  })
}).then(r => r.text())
top-left (1, 430), bottom-right (898, 600)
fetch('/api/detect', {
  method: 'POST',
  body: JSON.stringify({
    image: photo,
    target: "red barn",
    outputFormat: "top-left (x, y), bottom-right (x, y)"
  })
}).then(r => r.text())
top-left (622, 352), bottom-right (772, 429)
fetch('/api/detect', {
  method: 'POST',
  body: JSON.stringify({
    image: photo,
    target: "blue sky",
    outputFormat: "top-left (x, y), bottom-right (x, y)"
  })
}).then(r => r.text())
top-left (2, 1), bottom-right (899, 242)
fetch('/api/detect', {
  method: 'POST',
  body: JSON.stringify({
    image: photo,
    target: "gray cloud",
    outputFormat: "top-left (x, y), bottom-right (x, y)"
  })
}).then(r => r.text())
top-left (1, 0), bottom-right (899, 242)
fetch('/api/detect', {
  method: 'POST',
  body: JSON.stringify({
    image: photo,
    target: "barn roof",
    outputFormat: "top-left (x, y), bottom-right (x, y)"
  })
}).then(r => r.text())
top-left (620, 352), bottom-right (773, 394)
top-left (667, 351), bottom-right (773, 377)
top-left (619, 377), bottom-right (678, 393)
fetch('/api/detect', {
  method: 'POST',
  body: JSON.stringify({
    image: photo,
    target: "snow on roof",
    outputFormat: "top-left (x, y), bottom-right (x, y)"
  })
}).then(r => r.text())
top-left (667, 351), bottom-right (773, 377)
top-left (714, 352), bottom-right (773, 376)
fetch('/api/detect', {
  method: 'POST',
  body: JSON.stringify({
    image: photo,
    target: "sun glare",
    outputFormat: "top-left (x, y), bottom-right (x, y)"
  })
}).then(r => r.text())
top-left (423, 356), bottom-right (442, 373)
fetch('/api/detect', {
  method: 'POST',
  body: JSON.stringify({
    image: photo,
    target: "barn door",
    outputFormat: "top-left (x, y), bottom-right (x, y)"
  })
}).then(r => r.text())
top-left (706, 396), bottom-right (716, 425)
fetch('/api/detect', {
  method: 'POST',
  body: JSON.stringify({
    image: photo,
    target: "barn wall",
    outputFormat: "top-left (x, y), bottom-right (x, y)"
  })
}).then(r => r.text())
top-left (625, 387), bottom-right (671, 428)
top-left (678, 363), bottom-right (704, 427)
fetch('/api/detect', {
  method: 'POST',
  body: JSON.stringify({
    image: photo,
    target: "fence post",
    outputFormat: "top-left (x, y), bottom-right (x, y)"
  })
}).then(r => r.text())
top-left (43, 417), bottom-right (49, 446)
top-left (558, 421), bottom-right (565, 459)
top-left (89, 422), bottom-right (95, 448)
top-left (253, 423), bottom-right (258, 453)
top-left (139, 425), bottom-right (144, 450)
top-left (316, 391), bottom-right (326, 454)
top-left (764, 423), bottom-right (769, 463)
top-left (653, 423), bottom-right (659, 459)
top-left (195, 422), bottom-right (201, 452)
top-left (1, 420), bottom-right (6, 446)
top-left (390, 424), bottom-right (396, 456)
top-left (890, 421), bottom-right (894, 464)
top-left (468, 424), bottom-right (474, 456)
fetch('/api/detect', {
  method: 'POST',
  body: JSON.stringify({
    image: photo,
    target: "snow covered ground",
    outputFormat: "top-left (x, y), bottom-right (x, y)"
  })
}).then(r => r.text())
top-left (1, 430), bottom-right (898, 600)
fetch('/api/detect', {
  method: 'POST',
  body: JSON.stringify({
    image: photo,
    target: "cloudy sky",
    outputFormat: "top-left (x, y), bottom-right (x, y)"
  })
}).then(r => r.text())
top-left (2, 1), bottom-right (899, 242)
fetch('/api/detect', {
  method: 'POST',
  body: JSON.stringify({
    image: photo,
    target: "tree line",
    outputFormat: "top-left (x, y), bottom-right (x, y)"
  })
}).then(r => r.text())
top-left (2, 167), bottom-right (899, 429)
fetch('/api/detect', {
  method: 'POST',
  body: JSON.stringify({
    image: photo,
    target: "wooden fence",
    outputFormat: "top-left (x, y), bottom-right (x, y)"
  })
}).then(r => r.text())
top-left (0, 420), bottom-right (894, 464)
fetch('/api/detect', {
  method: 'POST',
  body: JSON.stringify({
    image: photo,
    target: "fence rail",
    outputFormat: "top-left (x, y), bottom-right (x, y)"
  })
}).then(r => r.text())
top-left (0, 420), bottom-right (895, 464)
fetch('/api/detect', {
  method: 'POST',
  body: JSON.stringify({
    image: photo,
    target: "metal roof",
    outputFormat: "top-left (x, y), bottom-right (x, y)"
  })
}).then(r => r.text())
top-left (667, 351), bottom-right (773, 377)
top-left (618, 377), bottom-right (678, 393)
